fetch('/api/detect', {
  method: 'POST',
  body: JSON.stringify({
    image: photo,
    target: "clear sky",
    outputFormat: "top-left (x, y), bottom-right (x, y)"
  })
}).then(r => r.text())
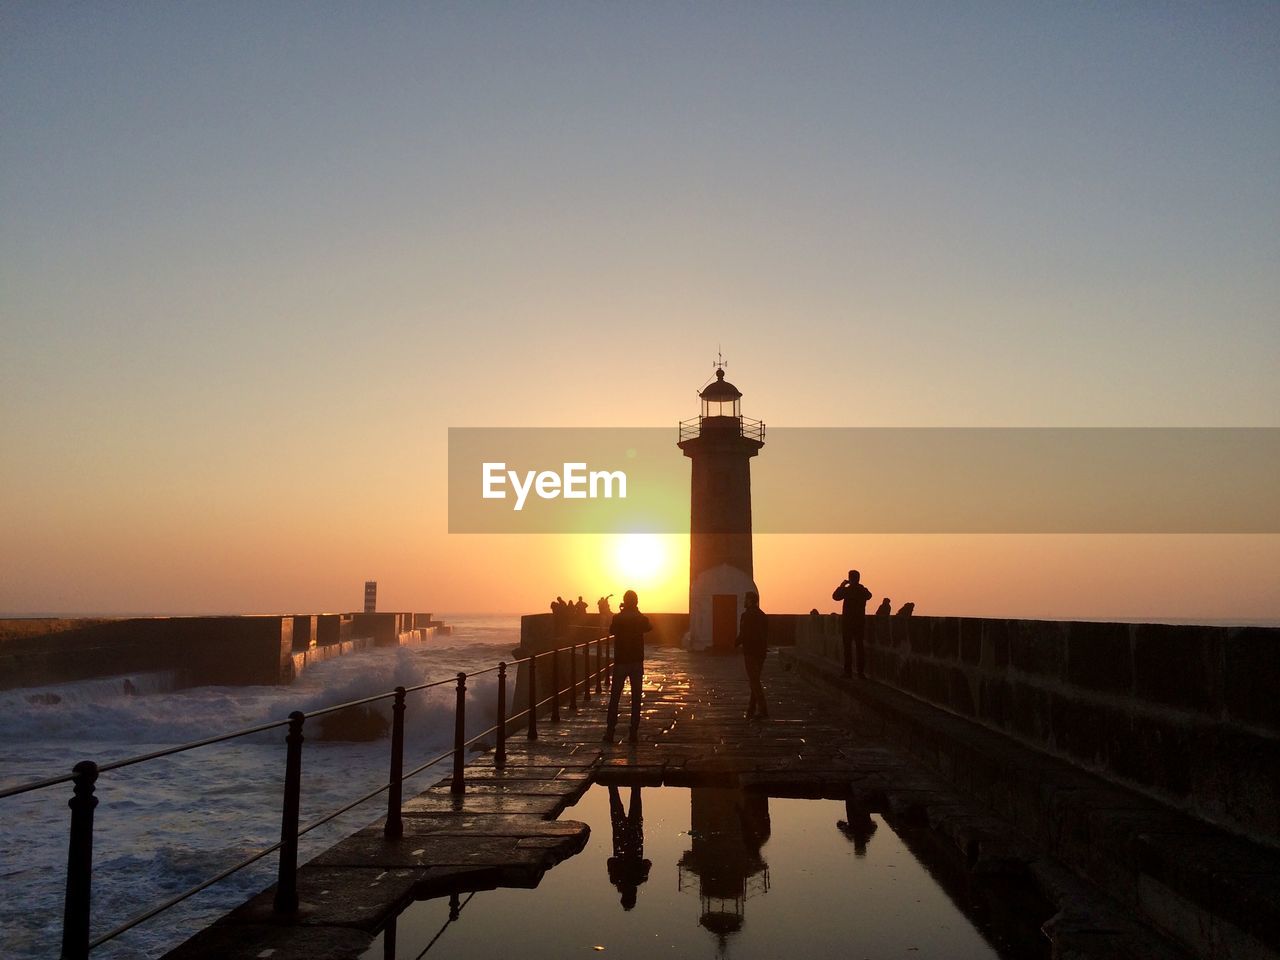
top-left (2, 3), bottom-right (1277, 619)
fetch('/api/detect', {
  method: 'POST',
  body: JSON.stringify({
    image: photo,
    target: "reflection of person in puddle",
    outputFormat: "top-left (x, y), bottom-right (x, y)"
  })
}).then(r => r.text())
top-left (836, 798), bottom-right (878, 857)
top-left (607, 785), bottom-right (652, 909)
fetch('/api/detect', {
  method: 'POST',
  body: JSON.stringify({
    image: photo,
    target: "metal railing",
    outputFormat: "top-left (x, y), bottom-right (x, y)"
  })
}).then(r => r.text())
top-left (677, 415), bottom-right (766, 443)
top-left (0, 633), bottom-right (614, 959)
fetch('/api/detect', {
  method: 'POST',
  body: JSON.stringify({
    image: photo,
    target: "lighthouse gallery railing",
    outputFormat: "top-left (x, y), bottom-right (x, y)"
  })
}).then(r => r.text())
top-left (678, 416), bottom-right (765, 443)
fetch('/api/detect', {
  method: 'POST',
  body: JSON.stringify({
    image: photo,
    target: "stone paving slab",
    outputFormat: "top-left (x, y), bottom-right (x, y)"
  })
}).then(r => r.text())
top-left (409, 779), bottom-right (591, 797)
top-left (457, 764), bottom-right (590, 781)
top-left (165, 923), bottom-right (373, 960)
top-left (355, 814), bottom-right (588, 838)
top-left (309, 830), bottom-right (588, 870)
top-left (221, 866), bottom-right (425, 931)
top-left (399, 792), bottom-right (568, 816)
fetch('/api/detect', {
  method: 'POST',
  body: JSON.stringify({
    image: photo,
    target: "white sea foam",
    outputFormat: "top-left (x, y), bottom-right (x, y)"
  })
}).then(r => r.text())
top-left (0, 616), bottom-right (522, 960)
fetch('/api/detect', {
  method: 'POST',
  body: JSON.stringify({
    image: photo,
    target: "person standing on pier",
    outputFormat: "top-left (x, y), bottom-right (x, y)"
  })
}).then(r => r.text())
top-left (736, 591), bottom-right (769, 719)
top-left (604, 589), bottom-right (651, 744)
top-left (833, 569), bottom-right (873, 679)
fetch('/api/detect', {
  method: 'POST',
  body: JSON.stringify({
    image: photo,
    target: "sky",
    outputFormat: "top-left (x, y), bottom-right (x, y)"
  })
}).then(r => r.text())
top-left (1, 3), bottom-right (1277, 619)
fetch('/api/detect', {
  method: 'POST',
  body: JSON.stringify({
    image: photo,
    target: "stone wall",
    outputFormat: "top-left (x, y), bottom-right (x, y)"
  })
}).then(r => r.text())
top-left (0, 611), bottom-right (439, 689)
top-left (0, 616), bottom-right (295, 688)
top-left (795, 613), bottom-right (1280, 846)
top-left (518, 610), bottom-right (797, 656)
top-left (518, 612), bottom-right (690, 655)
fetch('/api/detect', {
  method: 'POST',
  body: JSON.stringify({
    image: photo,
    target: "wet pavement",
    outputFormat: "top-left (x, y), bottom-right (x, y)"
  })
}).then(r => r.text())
top-left (163, 648), bottom-right (1195, 959)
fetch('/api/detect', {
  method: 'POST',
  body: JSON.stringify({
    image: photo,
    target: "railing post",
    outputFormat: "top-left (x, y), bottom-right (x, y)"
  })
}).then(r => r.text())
top-left (451, 673), bottom-right (466, 794)
top-left (60, 760), bottom-right (98, 960)
top-left (550, 646), bottom-right (561, 723)
top-left (495, 662), bottom-right (507, 767)
top-left (568, 642), bottom-right (577, 711)
top-left (383, 914), bottom-right (397, 960)
top-left (598, 637), bottom-right (606, 694)
top-left (384, 686), bottom-right (406, 839)
top-left (274, 711), bottom-right (305, 914)
top-left (526, 654), bottom-right (538, 740)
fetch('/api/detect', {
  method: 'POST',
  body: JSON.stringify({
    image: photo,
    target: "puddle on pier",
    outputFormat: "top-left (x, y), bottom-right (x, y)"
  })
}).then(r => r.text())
top-left (364, 784), bottom-right (1052, 959)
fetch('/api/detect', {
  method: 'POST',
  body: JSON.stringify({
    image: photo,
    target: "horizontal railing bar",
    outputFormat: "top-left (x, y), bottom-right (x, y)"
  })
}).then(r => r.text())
top-left (297, 781), bottom-right (390, 838)
top-left (401, 747), bottom-right (455, 782)
top-left (0, 642), bottom-right (614, 801)
top-left (85, 714), bottom-right (523, 950)
top-left (400, 675), bottom-right (466, 694)
top-left (75, 644), bottom-right (614, 952)
top-left (397, 660), bottom-right (607, 779)
top-left (0, 771), bottom-right (78, 800)
top-left (85, 724), bottom-right (517, 950)
top-left (420, 890), bottom-right (476, 956)
top-left (0, 717), bottom-right (295, 799)
top-left (87, 837), bottom-right (284, 949)
top-left (97, 719), bottom-right (293, 774)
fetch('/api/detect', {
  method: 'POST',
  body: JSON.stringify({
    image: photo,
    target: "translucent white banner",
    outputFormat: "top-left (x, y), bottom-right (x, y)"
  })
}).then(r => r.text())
top-left (448, 427), bottom-right (1279, 533)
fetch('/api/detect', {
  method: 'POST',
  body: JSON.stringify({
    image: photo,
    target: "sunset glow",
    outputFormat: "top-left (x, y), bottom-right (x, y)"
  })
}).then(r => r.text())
top-left (0, 5), bottom-right (1275, 620)
top-left (612, 534), bottom-right (668, 582)
top-left (594, 534), bottom-right (683, 612)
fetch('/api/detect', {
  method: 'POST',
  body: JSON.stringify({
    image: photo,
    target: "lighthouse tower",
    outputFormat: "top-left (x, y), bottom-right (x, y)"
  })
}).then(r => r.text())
top-left (677, 362), bottom-right (765, 651)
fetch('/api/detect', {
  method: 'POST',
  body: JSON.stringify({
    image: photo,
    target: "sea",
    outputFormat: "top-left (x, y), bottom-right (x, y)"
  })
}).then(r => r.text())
top-left (0, 615), bottom-right (523, 960)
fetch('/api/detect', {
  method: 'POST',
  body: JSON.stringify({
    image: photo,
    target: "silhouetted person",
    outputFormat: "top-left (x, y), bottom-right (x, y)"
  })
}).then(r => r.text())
top-left (604, 590), bottom-right (651, 744)
top-left (875, 597), bottom-right (892, 618)
top-left (575, 595), bottom-right (588, 619)
top-left (896, 602), bottom-right (915, 618)
top-left (607, 785), bottom-right (651, 909)
top-left (551, 596), bottom-right (569, 638)
top-left (735, 591), bottom-right (769, 720)
top-left (833, 569), bottom-right (872, 679)
top-left (836, 798), bottom-right (878, 857)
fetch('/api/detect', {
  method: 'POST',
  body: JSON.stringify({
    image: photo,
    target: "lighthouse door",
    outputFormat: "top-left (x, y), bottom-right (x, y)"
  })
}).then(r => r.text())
top-left (711, 594), bottom-right (738, 652)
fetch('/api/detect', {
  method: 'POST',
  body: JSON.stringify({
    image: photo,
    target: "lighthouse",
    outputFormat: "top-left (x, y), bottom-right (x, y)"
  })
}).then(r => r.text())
top-left (677, 362), bottom-right (765, 651)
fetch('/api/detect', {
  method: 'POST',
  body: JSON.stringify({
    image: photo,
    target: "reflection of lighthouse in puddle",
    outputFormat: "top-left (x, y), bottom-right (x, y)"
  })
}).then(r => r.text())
top-left (677, 788), bottom-right (772, 949)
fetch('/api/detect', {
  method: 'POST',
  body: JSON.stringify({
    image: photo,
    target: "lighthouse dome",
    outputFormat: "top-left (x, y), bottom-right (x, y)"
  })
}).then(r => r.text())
top-left (699, 368), bottom-right (742, 402)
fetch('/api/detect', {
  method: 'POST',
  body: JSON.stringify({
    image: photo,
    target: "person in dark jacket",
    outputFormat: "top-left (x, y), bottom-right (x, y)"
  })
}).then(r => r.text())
top-left (605, 589), bottom-right (651, 744)
top-left (833, 569), bottom-right (873, 679)
top-left (736, 591), bottom-right (769, 719)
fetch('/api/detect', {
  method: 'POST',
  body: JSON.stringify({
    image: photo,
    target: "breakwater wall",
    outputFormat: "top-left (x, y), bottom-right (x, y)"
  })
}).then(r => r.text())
top-left (516, 610), bottom-right (801, 656)
top-left (796, 613), bottom-right (1280, 846)
top-left (0, 612), bottom-right (448, 690)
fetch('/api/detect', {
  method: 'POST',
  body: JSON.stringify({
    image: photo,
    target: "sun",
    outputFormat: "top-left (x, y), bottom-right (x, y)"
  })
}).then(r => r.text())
top-left (612, 533), bottom-right (667, 581)
top-left (584, 533), bottom-right (685, 610)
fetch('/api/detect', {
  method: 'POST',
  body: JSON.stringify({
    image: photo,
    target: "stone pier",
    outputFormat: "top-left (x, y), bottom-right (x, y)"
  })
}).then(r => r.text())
top-left (162, 644), bottom-right (1280, 960)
